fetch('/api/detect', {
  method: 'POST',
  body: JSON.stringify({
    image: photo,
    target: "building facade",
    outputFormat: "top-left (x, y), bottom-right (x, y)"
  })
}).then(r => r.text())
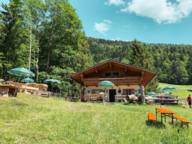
top-left (71, 60), bottom-right (156, 102)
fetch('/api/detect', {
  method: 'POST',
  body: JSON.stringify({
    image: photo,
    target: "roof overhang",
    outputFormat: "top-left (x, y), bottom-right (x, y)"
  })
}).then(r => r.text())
top-left (71, 60), bottom-right (156, 86)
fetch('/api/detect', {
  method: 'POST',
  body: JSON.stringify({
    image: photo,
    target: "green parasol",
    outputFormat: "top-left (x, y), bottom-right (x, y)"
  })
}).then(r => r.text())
top-left (8, 67), bottom-right (35, 77)
top-left (147, 92), bottom-right (156, 96)
top-left (22, 77), bottom-right (34, 83)
top-left (98, 80), bottom-right (115, 87)
top-left (44, 79), bottom-right (61, 84)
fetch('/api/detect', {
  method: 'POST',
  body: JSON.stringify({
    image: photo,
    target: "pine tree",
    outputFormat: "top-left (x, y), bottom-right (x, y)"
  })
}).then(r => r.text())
top-left (130, 40), bottom-right (151, 69)
top-left (131, 40), bottom-right (160, 103)
top-left (169, 58), bottom-right (189, 84)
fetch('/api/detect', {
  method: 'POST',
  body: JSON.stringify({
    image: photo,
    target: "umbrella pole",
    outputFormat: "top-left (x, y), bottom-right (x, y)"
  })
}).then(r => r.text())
top-left (104, 88), bottom-right (107, 103)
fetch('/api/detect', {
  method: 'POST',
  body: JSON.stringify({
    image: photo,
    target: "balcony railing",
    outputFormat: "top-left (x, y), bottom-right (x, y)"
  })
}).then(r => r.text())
top-left (83, 77), bottom-right (141, 86)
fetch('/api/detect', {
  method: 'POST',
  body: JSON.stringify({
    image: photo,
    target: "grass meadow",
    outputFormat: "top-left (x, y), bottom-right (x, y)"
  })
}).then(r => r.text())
top-left (1, 94), bottom-right (192, 144)
top-left (159, 83), bottom-right (192, 98)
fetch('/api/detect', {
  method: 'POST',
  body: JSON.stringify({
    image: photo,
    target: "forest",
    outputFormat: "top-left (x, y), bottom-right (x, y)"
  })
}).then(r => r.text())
top-left (0, 0), bottom-right (93, 95)
top-left (88, 38), bottom-right (192, 85)
top-left (0, 0), bottom-right (192, 95)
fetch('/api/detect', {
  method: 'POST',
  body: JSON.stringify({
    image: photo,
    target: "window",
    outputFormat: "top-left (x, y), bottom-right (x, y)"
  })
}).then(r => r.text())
top-left (105, 72), bottom-right (119, 77)
top-left (92, 89), bottom-right (105, 94)
top-left (122, 89), bottom-right (135, 95)
top-left (105, 72), bottom-right (111, 77)
top-left (113, 72), bottom-right (119, 77)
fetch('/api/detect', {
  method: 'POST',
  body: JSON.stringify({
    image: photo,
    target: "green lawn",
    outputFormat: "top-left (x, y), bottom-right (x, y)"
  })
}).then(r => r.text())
top-left (159, 83), bottom-right (192, 97)
top-left (1, 94), bottom-right (192, 144)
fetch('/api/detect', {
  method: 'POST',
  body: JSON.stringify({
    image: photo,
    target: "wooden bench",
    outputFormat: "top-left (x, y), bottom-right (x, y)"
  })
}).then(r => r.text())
top-left (147, 112), bottom-right (157, 122)
top-left (173, 115), bottom-right (192, 128)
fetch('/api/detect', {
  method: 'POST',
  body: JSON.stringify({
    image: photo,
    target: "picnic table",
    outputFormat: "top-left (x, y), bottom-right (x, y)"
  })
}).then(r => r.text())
top-left (156, 107), bottom-right (175, 124)
top-left (0, 85), bottom-right (18, 97)
top-left (148, 107), bottom-right (192, 128)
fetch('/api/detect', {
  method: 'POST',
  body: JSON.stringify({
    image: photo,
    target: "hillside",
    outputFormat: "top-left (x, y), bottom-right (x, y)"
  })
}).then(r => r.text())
top-left (1, 94), bottom-right (192, 144)
top-left (159, 83), bottom-right (192, 97)
top-left (88, 37), bottom-right (192, 85)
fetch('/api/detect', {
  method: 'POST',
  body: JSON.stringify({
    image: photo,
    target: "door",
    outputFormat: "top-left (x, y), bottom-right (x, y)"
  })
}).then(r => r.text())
top-left (109, 89), bottom-right (116, 102)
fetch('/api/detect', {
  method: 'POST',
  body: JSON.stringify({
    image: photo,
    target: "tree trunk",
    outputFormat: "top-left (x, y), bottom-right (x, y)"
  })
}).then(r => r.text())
top-left (28, 27), bottom-right (32, 70)
top-left (46, 24), bottom-right (53, 72)
top-left (46, 49), bottom-right (51, 71)
top-left (35, 58), bottom-right (39, 82)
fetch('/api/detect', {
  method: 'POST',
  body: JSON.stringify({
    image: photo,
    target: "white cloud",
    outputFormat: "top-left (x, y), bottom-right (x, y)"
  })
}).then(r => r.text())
top-left (106, 0), bottom-right (125, 6)
top-left (121, 0), bottom-right (192, 24)
top-left (94, 20), bottom-right (112, 34)
top-left (109, 37), bottom-right (121, 41)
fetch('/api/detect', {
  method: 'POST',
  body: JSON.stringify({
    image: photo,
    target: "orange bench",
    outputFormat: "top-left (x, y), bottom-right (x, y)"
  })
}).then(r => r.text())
top-left (173, 115), bottom-right (192, 128)
top-left (147, 112), bottom-right (157, 122)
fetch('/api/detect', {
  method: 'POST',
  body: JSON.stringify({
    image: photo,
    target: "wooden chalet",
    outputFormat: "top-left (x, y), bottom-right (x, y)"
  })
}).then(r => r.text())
top-left (71, 60), bottom-right (156, 102)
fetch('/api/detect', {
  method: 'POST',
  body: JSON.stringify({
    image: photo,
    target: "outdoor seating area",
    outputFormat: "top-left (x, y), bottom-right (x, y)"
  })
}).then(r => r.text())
top-left (146, 85), bottom-right (180, 105)
top-left (0, 81), bottom-right (48, 96)
top-left (0, 67), bottom-right (61, 97)
top-left (0, 84), bottom-right (18, 97)
top-left (153, 94), bottom-right (179, 104)
top-left (145, 93), bottom-right (179, 105)
top-left (147, 107), bottom-right (192, 128)
top-left (85, 93), bottom-right (104, 101)
top-left (115, 94), bottom-right (128, 102)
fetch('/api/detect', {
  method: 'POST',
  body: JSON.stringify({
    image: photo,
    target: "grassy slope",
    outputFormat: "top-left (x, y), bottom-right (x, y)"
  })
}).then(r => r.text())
top-left (1, 94), bottom-right (192, 144)
top-left (159, 83), bottom-right (192, 97)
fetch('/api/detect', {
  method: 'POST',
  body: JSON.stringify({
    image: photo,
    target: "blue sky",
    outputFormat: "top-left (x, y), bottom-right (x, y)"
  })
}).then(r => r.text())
top-left (1, 0), bottom-right (192, 44)
top-left (69, 0), bottom-right (192, 44)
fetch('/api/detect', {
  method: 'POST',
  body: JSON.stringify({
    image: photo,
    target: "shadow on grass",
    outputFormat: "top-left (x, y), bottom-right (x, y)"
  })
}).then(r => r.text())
top-left (146, 120), bottom-right (166, 129)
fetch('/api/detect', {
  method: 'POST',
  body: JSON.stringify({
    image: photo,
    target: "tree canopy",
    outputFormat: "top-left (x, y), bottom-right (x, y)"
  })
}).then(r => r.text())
top-left (88, 37), bottom-right (192, 85)
top-left (0, 0), bottom-right (93, 96)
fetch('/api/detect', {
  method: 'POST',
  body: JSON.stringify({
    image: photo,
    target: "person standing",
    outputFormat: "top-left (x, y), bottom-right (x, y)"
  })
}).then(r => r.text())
top-left (187, 95), bottom-right (192, 108)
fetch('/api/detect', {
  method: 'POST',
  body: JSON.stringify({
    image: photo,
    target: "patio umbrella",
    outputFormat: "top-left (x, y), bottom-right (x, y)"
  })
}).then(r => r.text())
top-left (44, 79), bottom-right (61, 93)
top-left (8, 67), bottom-right (35, 78)
top-left (21, 77), bottom-right (34, 83)
top-left (44, 79), bottom-right (61, 84)
top-left (98, 80), bottom-right (115, 88)
top-left (160, 86), bottom-right (176, 93)
top-left (98, 80), bottom-right (115, 102)
top-left (147, 92), bottom-right (156, 96)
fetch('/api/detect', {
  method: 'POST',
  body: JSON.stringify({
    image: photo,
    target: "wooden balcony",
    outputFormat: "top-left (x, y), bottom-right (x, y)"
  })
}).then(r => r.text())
top-left (83, 77), bottom-right (141, 86)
